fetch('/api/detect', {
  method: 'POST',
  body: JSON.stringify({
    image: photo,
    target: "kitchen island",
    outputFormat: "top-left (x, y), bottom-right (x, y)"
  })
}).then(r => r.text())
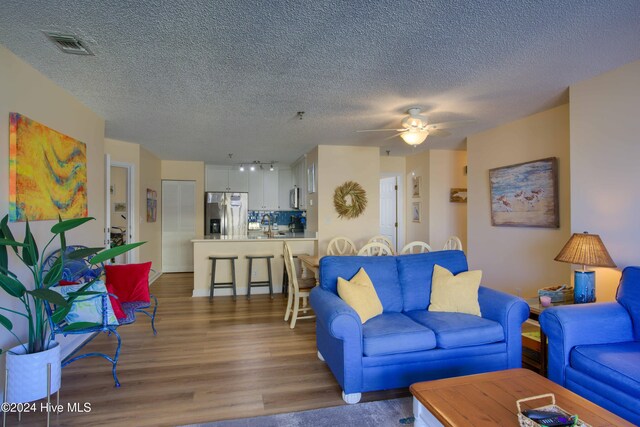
top-left (192, 232), bottom-right (317, 297)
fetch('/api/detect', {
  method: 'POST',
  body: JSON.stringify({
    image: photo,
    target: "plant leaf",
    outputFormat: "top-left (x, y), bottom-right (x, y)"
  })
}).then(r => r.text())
top-left (0, 234), bottom-right (7, 275)
top-left (0, 238), bottom-right (25, 247)
top-left (51, 305), bottom-right (71, 324)
top-left (0, 313), bottom-right (13, 331)
top-left (68, 247), bottom-right (103, 260)
top-left (43, 258), bottom-right (63, 286)
top-left (0, 216), bottom-right (19, 255)
top-left (0, 273), bottom-right (27, 297)
top-left (51, 217), bottom-right (95, 234)
top-left (90, 241), bottom-right (146, 265)
top-left (28, 288), bottom-right (68, 307)
top-left (63, 321), bottom-right (101, 331)
top-left (57, 215), bottom-right (67, 253)
top-left (22, 220), bottom-right (39, 266)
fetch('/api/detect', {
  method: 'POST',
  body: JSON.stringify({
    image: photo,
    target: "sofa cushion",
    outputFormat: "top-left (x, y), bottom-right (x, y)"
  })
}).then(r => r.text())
top-left (396, 251), bottom-right (469, 312)
top-left (428, 265), bottom-right (482, 316)
top-left (362, 313), bottom-right (436, 356)
top-left (616, 266), bottom-right (640, 341)
top-left (405, 310), bottom-right (504, 349)
top-left (570, 342), bottom-right (640, 398)
top-left (320, 256), bottom-right (403, 312)
top-left (337, 268), bottom-right (383, 323)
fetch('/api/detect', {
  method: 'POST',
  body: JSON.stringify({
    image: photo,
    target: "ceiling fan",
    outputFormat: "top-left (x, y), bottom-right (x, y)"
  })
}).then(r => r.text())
top-left (357, 108), bottom-right (473, 146)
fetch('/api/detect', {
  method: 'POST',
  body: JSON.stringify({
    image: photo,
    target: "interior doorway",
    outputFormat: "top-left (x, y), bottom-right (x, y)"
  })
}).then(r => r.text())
top-left (380, 175), bottom-right (403, 252)
top-left (105, 156), bottom-right (136, 264)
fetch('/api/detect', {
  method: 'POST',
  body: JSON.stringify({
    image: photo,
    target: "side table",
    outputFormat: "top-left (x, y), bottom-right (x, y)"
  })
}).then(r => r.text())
top-left (523, 298), bottom-right (572, 377)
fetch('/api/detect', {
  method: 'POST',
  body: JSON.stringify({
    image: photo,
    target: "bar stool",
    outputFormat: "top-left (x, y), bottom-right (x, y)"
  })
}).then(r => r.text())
top-left (246, 254), bottom-right (274, 299)
top-left (209, 255), bottom-right (238, 302)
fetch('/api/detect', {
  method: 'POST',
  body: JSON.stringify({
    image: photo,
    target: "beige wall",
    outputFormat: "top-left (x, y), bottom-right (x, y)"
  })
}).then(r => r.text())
top-left (316, 145), bottom-right (380, 254)
top-left (405, 151), bottom-right (430, 243)
top-left (139, 147), bottom-right (162, 274)
top-left (428, 150), bottom-right (468, 250)
top-left (161, 160), bottom-right (205, 238)
top-left (0, 44), bottom-right (105, 356)
top-left (570, 60), bottom-right (640, 301)
top-left (467, 104), bottom-right (571, 296)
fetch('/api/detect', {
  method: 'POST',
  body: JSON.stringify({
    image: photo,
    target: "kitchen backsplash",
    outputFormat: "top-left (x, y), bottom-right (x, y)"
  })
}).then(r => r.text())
top-left (248, 210), bottom-right (306, 228)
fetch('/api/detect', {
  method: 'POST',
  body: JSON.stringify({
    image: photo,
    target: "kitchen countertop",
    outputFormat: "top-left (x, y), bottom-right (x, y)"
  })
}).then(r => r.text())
top-left (191, 231), bottom-right (317, 242)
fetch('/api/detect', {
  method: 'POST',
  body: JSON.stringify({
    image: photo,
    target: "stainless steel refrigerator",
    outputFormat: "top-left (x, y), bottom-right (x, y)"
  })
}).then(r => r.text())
top-left (205, 192), bottom-right (248, 236)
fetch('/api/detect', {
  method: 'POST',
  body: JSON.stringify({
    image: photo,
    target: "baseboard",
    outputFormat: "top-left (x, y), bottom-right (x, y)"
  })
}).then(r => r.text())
top-left (192, 286), bottom-right (284, 298)
top-left (150, 270), bottom-right (162, 284)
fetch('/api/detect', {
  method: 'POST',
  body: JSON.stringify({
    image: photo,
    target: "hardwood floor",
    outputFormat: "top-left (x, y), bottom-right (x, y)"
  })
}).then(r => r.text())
top-left (15, 273), bottom-right (407, 427)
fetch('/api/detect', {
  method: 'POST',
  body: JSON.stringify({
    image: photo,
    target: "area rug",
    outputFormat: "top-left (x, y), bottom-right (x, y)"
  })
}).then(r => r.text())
top-left (183, 397), bottom-right (414, 427)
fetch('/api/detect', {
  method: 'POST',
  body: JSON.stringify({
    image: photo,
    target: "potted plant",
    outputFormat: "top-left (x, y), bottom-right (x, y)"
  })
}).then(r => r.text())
top-left (0, 214), bottom-right (143, 403)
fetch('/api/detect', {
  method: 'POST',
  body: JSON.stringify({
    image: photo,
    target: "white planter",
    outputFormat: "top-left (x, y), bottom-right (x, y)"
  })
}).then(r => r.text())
top-left (5, 341), bottom-right (61, 403)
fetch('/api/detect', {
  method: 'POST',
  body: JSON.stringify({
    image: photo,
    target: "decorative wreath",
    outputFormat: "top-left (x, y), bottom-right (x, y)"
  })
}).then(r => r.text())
top-left (333, 181), bottom-right (368, 219)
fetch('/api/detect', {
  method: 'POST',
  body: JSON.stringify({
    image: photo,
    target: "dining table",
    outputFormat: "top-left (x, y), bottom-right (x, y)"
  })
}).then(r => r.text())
top-left (298, 254), bottom-right (320, 284)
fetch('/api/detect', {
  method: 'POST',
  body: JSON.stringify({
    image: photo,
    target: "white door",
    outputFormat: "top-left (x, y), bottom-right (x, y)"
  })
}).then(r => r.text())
top-left (162, 180), bottom-right (196, 272)
top-left (380, 176), bottom-right (398, 252)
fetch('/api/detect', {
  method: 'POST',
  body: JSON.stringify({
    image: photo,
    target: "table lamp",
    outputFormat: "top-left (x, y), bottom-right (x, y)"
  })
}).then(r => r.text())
top-left (554, 232), bottom-right (616, 303)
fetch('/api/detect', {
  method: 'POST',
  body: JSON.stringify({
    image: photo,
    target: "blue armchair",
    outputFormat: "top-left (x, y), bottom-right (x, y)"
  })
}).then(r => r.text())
top-left (540, 266), bottom-right (640, 424)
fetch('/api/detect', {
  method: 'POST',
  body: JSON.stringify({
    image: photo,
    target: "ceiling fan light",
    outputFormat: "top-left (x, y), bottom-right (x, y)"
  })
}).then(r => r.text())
top-left (401, 129), bottom-right (429, 146)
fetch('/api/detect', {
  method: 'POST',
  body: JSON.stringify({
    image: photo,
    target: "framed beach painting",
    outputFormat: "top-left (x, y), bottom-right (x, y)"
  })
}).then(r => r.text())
top-left (412, 176), bottom-right (421, 198)
top-left (412, 202), bottom-right (421, 223)
top-left (489, 157), bottom-right (559, 228)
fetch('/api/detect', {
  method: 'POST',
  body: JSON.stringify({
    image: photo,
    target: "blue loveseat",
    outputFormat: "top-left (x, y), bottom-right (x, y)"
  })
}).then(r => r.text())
top-left (540, 266), bottom-right (640, 424)
top-left (310, 250), bottom-right (529, 403)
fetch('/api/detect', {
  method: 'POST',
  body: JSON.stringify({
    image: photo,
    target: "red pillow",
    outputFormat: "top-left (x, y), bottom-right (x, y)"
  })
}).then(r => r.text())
top-left (105, 262), bottom-right (152, 303)
top-left (106, 283), bottom-right (127, 320)
top-left (58, 280), bottom-right (79, 286)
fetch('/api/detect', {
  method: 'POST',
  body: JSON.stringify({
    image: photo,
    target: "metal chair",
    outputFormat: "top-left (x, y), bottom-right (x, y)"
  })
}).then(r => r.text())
top-left (357, 242), bottom-right (393, 256)
top-left (283, 242), bottom-right (315, 328)
top-left (246, 254), bottom-right (274, 299)
top-left (327, 237), bottom-right (357, 255)
top-left (400, 241), bottom-right (433, 254)
top-left (443, 236), bottom-right (463, 251)
top-left (209, 255), bottom-right (238, 301)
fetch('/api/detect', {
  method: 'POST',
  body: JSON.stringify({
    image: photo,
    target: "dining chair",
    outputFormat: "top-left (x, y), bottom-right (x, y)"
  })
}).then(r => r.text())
top-left (400, 241), bottom-right (433, 254)
top-left (283, 242), bottom-right (316, 328)
top-left (443, 236), bottom-right (463, 251)
top-left (357, 242), bottom-right (393, 256)
top-left (327, 236), bottom-right (358, 256)
top-left (367, 235), bottom-right (394, 253)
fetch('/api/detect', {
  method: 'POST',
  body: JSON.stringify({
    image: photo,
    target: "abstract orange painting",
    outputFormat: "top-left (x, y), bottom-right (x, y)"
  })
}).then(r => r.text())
top-left (9, 113), bottom-right (88, 222)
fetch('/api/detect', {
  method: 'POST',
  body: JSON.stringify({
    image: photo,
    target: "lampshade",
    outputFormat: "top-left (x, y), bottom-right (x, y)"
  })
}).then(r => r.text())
top-left (400, 129), bottom-right (429, 146)
top-left (554, 232), bottom-right (616, 268)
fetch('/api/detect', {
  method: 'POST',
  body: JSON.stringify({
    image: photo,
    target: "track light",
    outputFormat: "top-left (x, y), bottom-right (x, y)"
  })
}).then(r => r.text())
top-left (239, 164), bottom-right (244, 172)
top-left (250, 165), bottom-right (255, 171)
top-left (270, 164), bottom-right (274, 171)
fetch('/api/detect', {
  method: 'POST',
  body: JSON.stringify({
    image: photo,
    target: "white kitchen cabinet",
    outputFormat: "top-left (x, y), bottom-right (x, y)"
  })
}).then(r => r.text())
top-left (263, 170), bottom-right (279, 210)
top-left (291, 157), bottom-right (307, 209)
top-left (248, 169), bottom-right (279, 210)
top-left (205, 165), bottom-right (249, 192)
top-left (278, 168), bottom-right (292, 209)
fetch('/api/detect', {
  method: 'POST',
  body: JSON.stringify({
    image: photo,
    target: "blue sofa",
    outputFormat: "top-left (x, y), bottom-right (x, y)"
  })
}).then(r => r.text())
top-left (540, 266), bottom-right (640, 424)
top-left (310, 250), bottom-right (529, 403)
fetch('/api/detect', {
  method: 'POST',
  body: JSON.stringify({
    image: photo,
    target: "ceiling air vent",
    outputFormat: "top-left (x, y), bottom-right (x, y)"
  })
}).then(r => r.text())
top-left (43, 31), bottom-right (94, 56)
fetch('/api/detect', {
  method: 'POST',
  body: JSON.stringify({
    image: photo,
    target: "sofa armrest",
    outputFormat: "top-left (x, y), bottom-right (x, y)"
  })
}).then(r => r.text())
top-left (310, 287), bottom-right (362, 341)
top-left (478, 286), bottom-right (530, 368)
top-left (539, 302), bottom-right (633, 385)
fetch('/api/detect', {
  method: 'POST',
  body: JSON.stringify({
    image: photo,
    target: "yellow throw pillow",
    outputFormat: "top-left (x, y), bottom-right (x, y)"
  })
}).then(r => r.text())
top-left (337, 267), bottom-right (383, 323)
top-left (428, 264), bottom-right (482, 316)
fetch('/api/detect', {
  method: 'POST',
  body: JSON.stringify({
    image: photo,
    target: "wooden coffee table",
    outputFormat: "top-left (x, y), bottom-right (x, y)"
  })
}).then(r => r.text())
top-left (410, 369), bottom-right (632, 427)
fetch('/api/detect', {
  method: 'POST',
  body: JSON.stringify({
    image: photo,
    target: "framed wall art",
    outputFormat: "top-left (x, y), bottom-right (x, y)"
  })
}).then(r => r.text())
top-left (9, 113), bottom-right (88, 222)
top-left (412, 175), bottom-right (421, 198)
top-left (489, 157), bottom-right (559, 228)
top-left (450, 188), bottom-right (467, 203)
top-left (412, 202), bottom-right (421, 223)
top-left (147, 189), bottom-right (157, 222)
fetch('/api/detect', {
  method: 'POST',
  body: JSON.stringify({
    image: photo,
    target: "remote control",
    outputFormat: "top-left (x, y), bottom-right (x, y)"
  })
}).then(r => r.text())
top-left (521, 409), bottom-right (575, 427)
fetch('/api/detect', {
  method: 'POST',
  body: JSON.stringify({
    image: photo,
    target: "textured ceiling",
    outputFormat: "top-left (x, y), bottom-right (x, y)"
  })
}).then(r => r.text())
top-left (1, 1), bottom-right (639, 165)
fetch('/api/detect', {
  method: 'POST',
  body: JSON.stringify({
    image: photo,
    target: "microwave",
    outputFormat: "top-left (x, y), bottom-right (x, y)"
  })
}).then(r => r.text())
top-left (289, 187), bottom-right (300, 209)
